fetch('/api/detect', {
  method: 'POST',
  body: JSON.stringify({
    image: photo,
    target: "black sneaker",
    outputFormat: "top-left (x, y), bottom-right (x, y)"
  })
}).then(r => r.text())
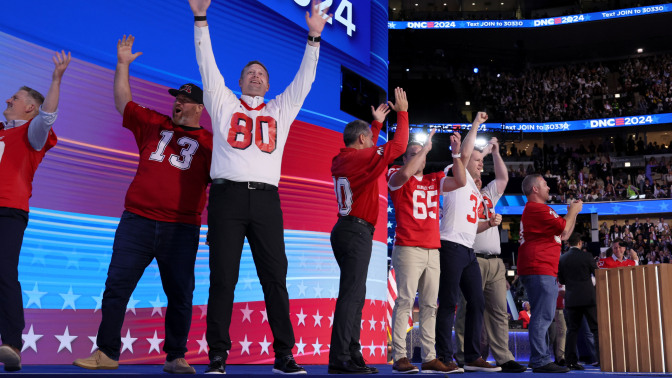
top-left (532, 362), bottom-right (569, 373)
top-left (273, 355), bottom-right (307, 374)
top-left (205, 356), bottom-right (226, 374)
top-left (352, 355), bottom-right (379, 374)
top-left (498, 360), bottom-right (527, 373)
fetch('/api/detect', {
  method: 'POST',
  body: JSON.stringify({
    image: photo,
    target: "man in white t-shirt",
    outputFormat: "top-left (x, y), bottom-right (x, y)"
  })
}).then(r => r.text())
top-left (454, 138), bottom-right (527, 373)
top-left (435, 113), bottom-right (501, 372)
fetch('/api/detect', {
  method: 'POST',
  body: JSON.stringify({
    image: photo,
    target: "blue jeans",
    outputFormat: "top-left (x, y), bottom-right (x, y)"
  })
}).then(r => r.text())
top-left (98, 211), bottom-right (199, 361)
top-left (520, 275), bottom-right (557, 368)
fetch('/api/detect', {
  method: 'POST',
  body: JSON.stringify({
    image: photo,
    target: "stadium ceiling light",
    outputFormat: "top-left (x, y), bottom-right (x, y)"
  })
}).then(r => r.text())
top-left (637, 48), bottom-right (643, 53)
top-left (625, 162), bottom-right (631, 167)
top-left (415, 3), bottom-right (418, 6)
top-left (615, 93), bottom-right (621, 98)
top-left (405, 68), bottom-right (410, 72)
top-left (465, 101), bottom-right (471, 106)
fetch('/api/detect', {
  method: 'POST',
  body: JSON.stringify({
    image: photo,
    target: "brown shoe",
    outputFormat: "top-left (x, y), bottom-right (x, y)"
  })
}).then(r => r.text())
top-left (421, 358), bottom-right (463, 374)
top-left (393, 357), bottom-right (419, 374)
top-left (464, 357), bottom-right (501, 372)
top-left (0, 345), bottom-right (21, 372)
top-left (164, 358), bottom-right (196, 374)
top-left (73, 350), bottom-right (119, 370)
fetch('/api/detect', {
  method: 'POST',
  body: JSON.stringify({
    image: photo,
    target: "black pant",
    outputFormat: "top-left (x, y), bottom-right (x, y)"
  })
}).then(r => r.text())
top-left (436, 240), bottom-right (485, 363)
top-left (564, 305), bottom-right (599, 365)
top-left (0, 207), bottom-right (28, 350)
top-left (98, 211), bottom-right (199, 361)
top-left (329, 218), bottom-right (374, 363)
top-left (207, 182), bottom-right (294, 360)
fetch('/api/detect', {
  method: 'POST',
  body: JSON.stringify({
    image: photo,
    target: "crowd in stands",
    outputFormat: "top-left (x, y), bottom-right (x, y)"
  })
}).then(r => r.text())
top-left (599, 218), bottom-right (672, 264)
top-left (498, 137), bottom-right (672, 202)
top-left (467, 54), bottom-right (672, 123)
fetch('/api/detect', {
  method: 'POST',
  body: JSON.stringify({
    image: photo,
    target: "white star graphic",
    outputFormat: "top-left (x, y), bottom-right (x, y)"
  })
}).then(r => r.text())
top-left (59, 286), bottom-right (80, 311)
top-left (379, 341), bottom-right (387, 356)
top-left (66, 251), bottom-right (80, 270)
top-left (260, 308), bottom-right (268, 324)
top-left (380, 319), bottom-right (387, 332)
top-left (312, 338), bottom-right (323, 356)
top-left (147, 330), bottom-right (164, 354)
top-left (611, 204), bottom-right (621, 214)
top-left (588, 205), bottom-right (598, 213)
top-left (296, 308), bottom-right (307, 326)
top-left (387, 206), bottom-right (393, 213)
top-left (313, 282), bottom-right (323, 298)
top-left (328, 312), bottom-right (335, 328)
top-left (88, 334), bottom-right (98, 353)
top-left (241, 303), bottom-right (254, 323)
top-left (368, 340), bottom-right (377, 356)
top-left (297, 281), bottom-right (308, 297)
top-left (387, 237), bottom-right (393, 244)
top-left (199, 304), bottom-right (208, 320)
top-left (369, 315), bottom-right (377, 331)
top-left (197, 333), bottom-right (208, 355)
top-left (126, 295), bottom-right (140, 315)
top-left (30, 253), bottom-right (46, 266)
top-left (329, 285), bottom-right (338, 299)
top-left (299, 255), bottom-right (308, 268)
top-left (21, 325), bottom-right (43, 353)
top-left (387, 221), bottom-right (393, 228)
top-left (259, 335), bottom-right (271, 356)
top-left (295, 337), bottom-right (307, 356)
top-left (312, 310), bottom-right (323, 327)
top-left (243, 272), bottom-right (253, 290)
top-left (661, 202), bottom-right (670, 211)
top-left (239, 335), bottom-right (252, 355)
top-left (92, 288), bottom-right (104, 313)
top-left (55, 326), bottom-right (78, 353)
top-left (121, 329), bottom-right (137, 354)
top-left (150, 294), bottom-right (166, 317)
top-left (24, 282), bottom-right (47, 309)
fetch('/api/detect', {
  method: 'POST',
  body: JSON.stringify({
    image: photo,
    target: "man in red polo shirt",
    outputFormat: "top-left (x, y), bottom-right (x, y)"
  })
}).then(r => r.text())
top-left (598, 239), bottom-right (638, 268)
top-left (0, 50), bottom-right (70, 372)
top-left (518, 174), bottom-right (582, 373)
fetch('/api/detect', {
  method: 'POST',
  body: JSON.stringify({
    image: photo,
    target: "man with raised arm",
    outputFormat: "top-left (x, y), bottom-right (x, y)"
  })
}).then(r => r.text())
top-left (435, 112), bottom-right (502, 373)
top-left (518, 174), bottom-right (582, 373)
top-left (189, 0), bottom-right (330, 374)
top-left (454, 137), bottom-right (527, 373)
top-left (0, 50), bottom-right (70, 372)
top-left (329, 88), bottom-right (409, 374)
top-left (387, 130), bottom-right (467, 374)
top-left (73, 35), bottom-right (212, 374)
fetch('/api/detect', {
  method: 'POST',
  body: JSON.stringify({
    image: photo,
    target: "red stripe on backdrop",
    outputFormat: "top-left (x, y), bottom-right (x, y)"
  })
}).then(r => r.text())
top-left (21, 299), bottom-right (388, 365)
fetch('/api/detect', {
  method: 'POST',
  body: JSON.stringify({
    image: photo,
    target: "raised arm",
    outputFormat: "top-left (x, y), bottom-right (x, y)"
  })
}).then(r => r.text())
top-left (388, 129), bottom-right (435, 188)
top-left (306, 0), bottom-right (332, 47)
top-left (386, 87), bottom-right (409, 155)
top-left (490, 137), bottom-right (509, 193)
top-left (460, 111), bottom-right (487, 166)
top-left (370, 103), bottom-right (390, 143)
top-left (114, 35), bottom-right (143, 115)
top-left (442, 132), bottom-right (467, 192)
top-left (477, 213), bottom-right (502, 233)
top-left (42, 50), bottom-right (71, 113)
top-left (27, 50), bottom-right (70, 151)
top-left (560, 200), bottom-right (583, 240)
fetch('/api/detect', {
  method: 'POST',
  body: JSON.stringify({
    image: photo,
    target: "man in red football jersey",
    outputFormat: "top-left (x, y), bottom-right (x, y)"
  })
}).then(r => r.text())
top-left (387, 130), bottom-right (466, 374)
top-left (328, 87), bottom-right (409, 374)
top-left (518, 174), bottom-right (582, 373)
top-left (598, 239), bottom-right (638, 268)
top-left (0, 50), bottom-right (70, 372)
top-left (73, 35), bottom-right (212, 374)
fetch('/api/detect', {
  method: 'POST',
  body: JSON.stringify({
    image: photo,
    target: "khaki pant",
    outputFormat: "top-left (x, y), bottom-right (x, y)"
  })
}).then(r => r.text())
top-left (391, 246), bottom-right (440, 362)
top-left (455, 256), bottom-right (514, 365)
top-left (552, 308), bottom-right (566, 361)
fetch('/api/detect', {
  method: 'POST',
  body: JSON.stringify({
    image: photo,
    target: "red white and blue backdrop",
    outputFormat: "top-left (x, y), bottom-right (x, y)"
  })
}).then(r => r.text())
top-left (0, 0), bottom-right (389, 365)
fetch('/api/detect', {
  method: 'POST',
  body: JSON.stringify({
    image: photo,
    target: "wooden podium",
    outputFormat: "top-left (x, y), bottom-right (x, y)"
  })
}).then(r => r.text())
top-left (596, 264), bottom-right (672, 372)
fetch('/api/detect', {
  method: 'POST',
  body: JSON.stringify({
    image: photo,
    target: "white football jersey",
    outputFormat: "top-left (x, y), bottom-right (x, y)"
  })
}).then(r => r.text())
top-left (440, 166), bottom-right (484, 248)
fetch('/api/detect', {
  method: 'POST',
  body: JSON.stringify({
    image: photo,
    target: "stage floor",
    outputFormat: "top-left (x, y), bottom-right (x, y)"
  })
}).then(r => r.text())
top-left (4, 364), bottom-right (670, 377)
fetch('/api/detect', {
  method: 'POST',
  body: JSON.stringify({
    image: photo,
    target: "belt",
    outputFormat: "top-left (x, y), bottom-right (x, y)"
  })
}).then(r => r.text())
top-left (338, 215), bottom-right (375, 232)
top-left (475, 253), bottom-right (499, 259)
top-left (212, 178), bottom-right (278, 191)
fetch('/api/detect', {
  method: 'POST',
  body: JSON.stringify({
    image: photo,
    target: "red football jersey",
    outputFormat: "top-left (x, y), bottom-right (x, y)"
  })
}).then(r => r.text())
top-left (0, 119), bottom-right (57, 212)
top-left (331, 112), bottom-right (409, 226)
top-left (518, 201), bottom-right (566, 277)
top-left (597, 256), bottom-right (637, 269)
top-left (123, 101), bottom-right (213, 225)
top-left (388, 167), bottom-right (444, 249)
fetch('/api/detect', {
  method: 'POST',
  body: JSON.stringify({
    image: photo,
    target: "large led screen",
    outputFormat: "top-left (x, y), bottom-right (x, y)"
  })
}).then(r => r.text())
top-left (0, 0), bottom-right (389, 365)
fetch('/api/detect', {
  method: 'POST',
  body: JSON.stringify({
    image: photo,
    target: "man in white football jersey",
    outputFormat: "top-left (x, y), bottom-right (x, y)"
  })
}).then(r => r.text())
top-left (189, 0), bottom-right (330, 374)
top-left (435, 112), bottom-right (501, 372)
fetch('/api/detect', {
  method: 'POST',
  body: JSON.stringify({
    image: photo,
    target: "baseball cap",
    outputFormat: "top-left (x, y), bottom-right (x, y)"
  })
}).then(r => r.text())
top-left (168, 83), bottom-right (203, 104)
